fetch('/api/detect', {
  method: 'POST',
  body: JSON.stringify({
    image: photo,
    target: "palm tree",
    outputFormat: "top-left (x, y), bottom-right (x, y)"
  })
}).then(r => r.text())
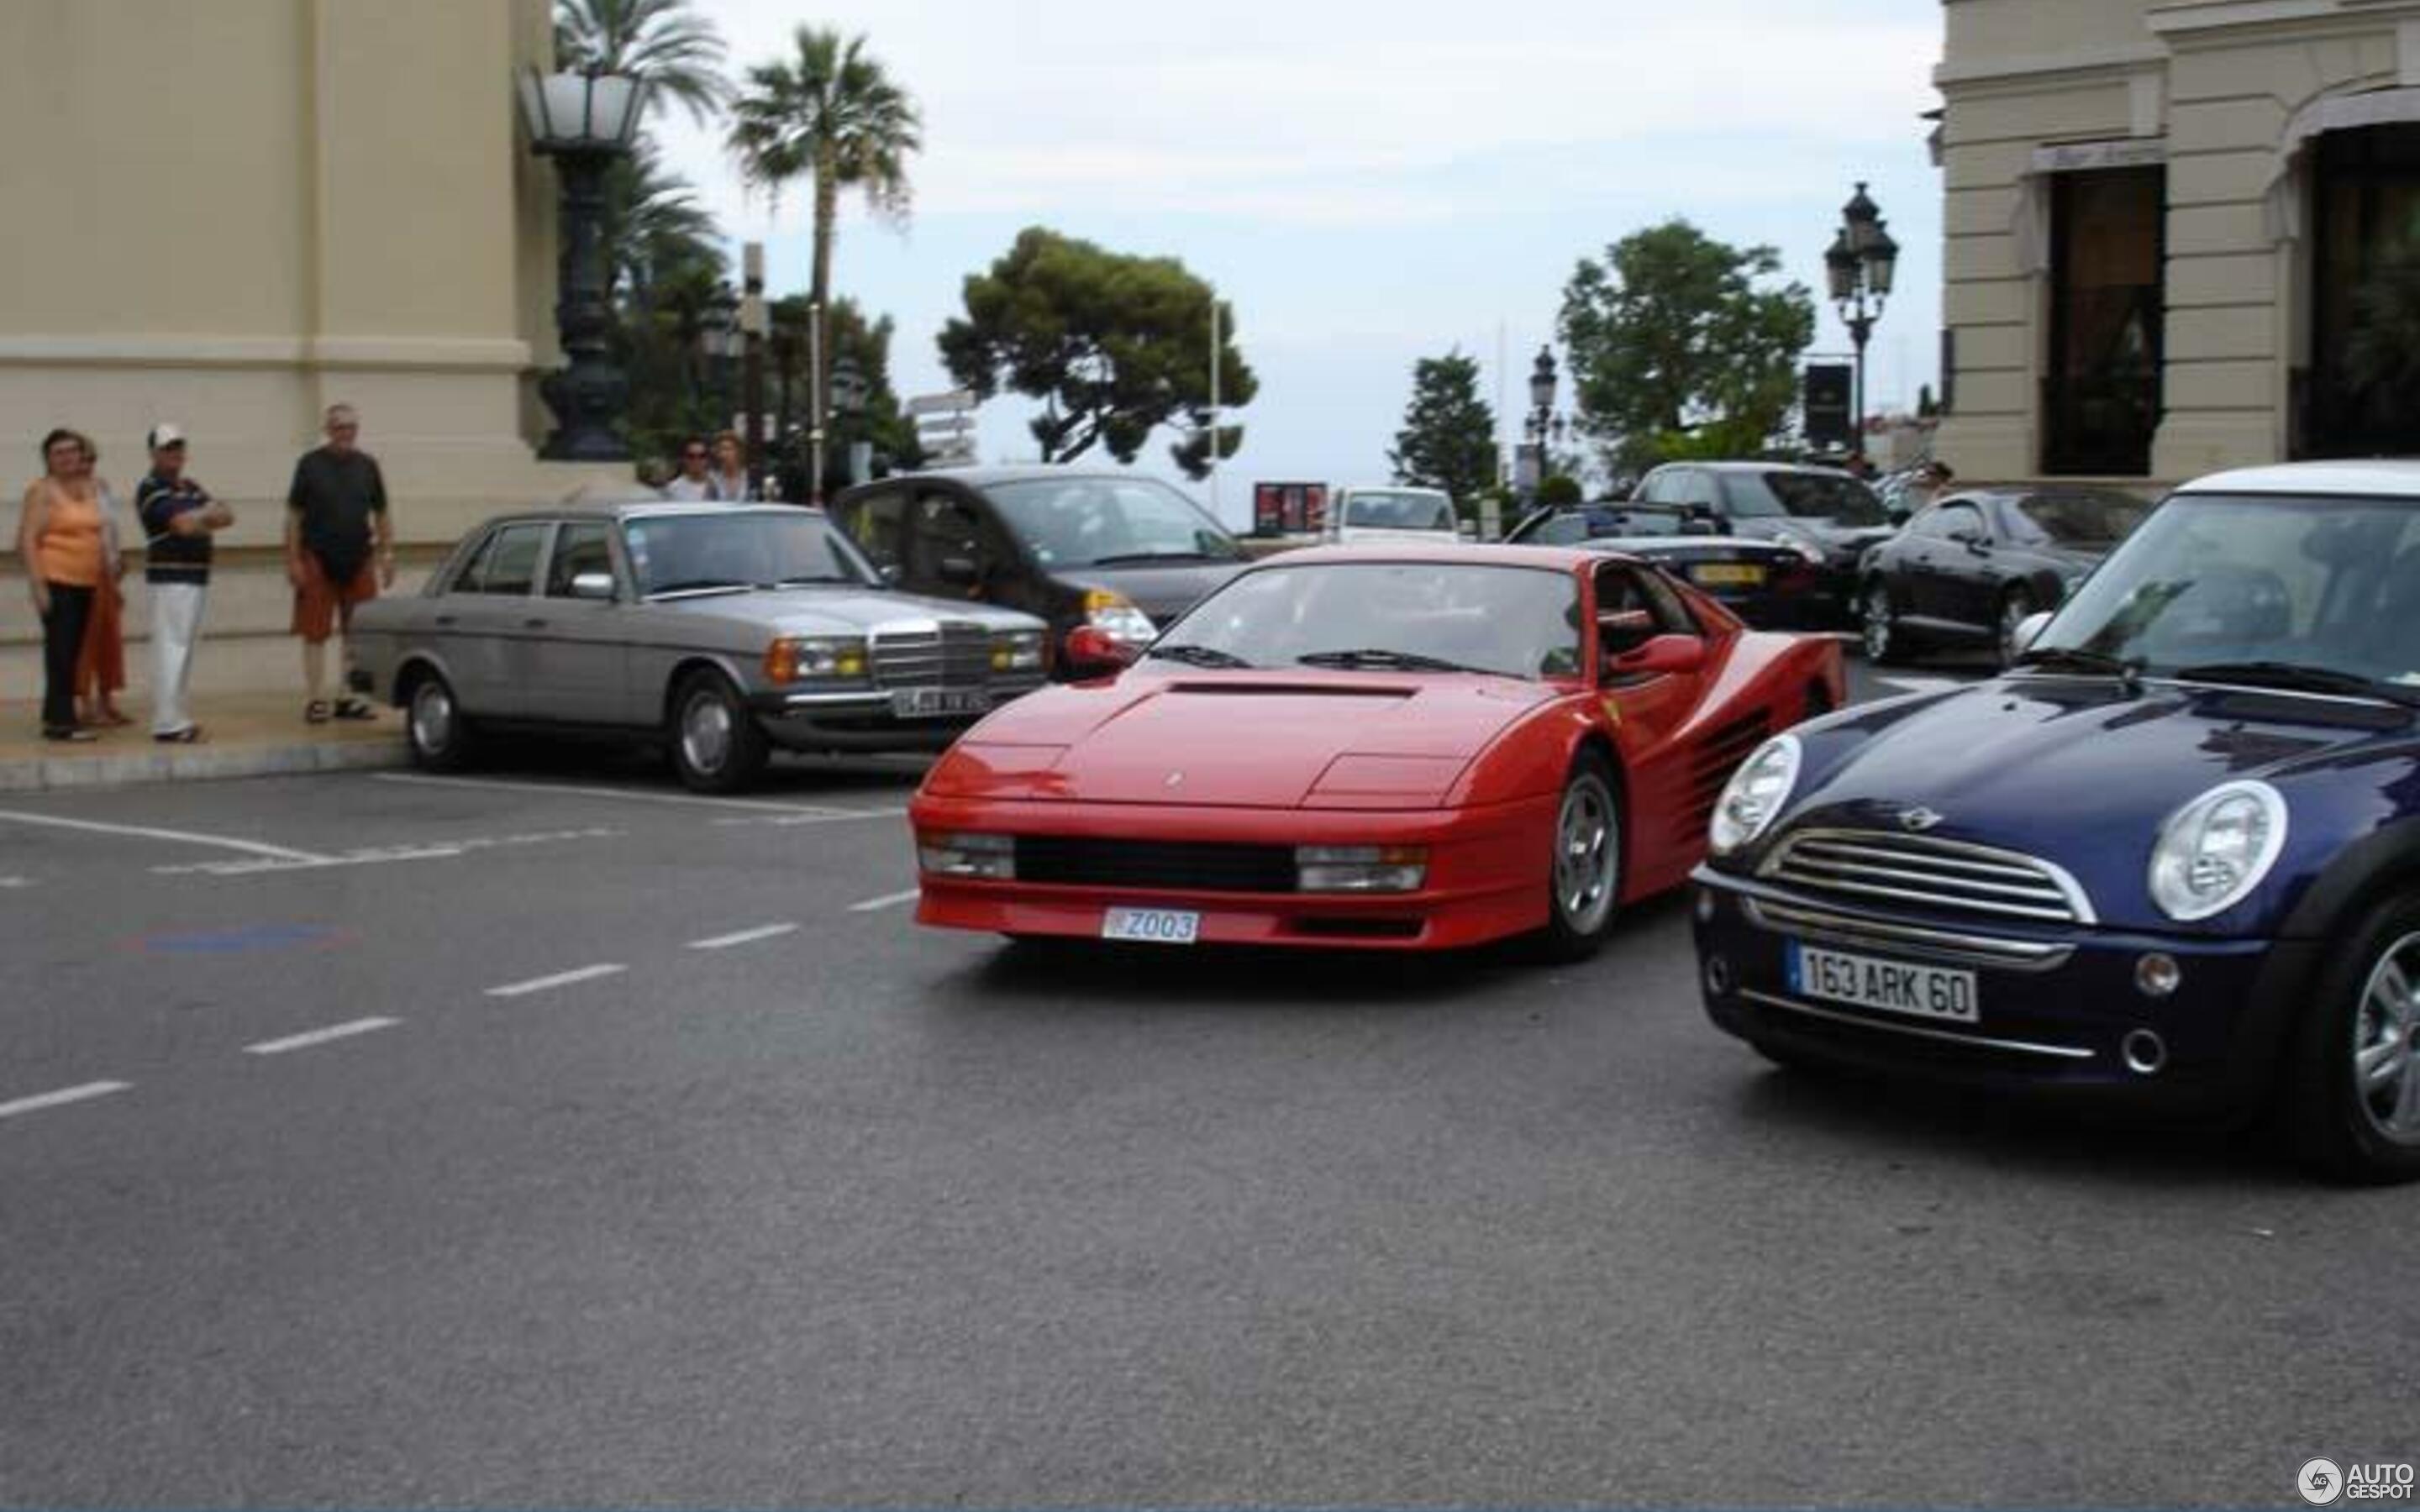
top-left (727, 27), bottom-right (922, 493)
top-left (601, 139), bottom-right (718, 306)
top-left (554, 0), bottom-right (728, 125)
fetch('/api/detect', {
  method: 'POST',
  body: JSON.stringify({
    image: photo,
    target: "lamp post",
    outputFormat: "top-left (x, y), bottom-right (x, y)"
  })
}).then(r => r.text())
top-left (740, 243), bottom-right (768, 497)
top-left (829, 354), bottom-right (870, 486)
top-left (1521, 345), bottom-right (1559, 502)
top-left (517, 67), bottom-right (648, 463)
top-left (1825, 181), bottom-right (1901, 449)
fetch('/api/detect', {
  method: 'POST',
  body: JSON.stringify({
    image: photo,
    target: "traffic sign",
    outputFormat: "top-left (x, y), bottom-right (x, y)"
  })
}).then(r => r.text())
top-left (906, 389), bottom-right (977, 417)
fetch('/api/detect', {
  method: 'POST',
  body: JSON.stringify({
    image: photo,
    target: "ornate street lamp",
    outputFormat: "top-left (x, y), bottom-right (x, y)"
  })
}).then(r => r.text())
top-left (1519, 345), bottom-right (1560, 502)
top-left (518, 67), bottom-right (648, 463)
top-left (1827, 181), bottom-right (1900, 448)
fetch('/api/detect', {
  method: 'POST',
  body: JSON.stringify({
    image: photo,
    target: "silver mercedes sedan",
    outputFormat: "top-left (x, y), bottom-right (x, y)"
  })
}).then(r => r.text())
top-left (348, 501), bottom-right (1050, 792)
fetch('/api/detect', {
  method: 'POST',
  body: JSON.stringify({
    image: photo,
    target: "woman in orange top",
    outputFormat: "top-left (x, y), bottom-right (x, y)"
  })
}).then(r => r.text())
top-left (69, 436), bottom-right (129, 726)
top-left (17, 428), bottom-right (108, 740)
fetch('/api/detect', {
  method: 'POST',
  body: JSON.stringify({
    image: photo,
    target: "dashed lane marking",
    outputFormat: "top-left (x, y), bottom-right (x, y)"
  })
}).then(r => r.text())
top-left (0, 809), bottom-right (329, 863)
top-left (486, 963), bottom-right (627, 998)
top-left (371, 771), bottom-right (867, 816)
top-left (710, 806), bottom-right (908, 828)
top-left (243, 1017), bottom-right (400, 1056)
top-left (150, 827), bottom-right (623, 877)
top-left (0, 876), bottom-right (29, 889)
top-left (849, 888), bottom-right (922, 913)
top-left (0, 1080), bottom-right (131, 1121)
top-left (687, 922), bottom-right (798, 950)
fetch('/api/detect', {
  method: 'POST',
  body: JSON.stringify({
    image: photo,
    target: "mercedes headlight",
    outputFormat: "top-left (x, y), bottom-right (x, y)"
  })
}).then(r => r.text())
top-left (1709, 733), bottom-right (1802, 856)
top-left (990, 629), bottom-right (1044, 672)
top-left (2148, 780), bottom-right (2286, 921)
top-left (764, 634), bottom-right (869, 683)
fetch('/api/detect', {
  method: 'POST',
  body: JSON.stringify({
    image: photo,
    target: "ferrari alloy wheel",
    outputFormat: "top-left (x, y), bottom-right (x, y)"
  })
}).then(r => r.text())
top-left (2282, 895), bottom-right (2420, 1184)
top-left (670, 670), bottom-right (770, 794)
top-left (404, 669), bottom-right (475, 772)
top-left (1860, 581), bottom-right (1902, 664)
top-left (1996, 587), bottom-right (2035, 669)
top-left (1536, 752), bottom-right (1623, 962)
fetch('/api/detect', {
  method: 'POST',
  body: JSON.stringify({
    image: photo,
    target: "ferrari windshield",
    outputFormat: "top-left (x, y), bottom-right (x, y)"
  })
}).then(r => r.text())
top-left (1154, 561), bottom-right (1582, 680)
top-left (1344, 490), bottom-right (1456, 531)
top-left (985, 476), bottom-right (1243, 568)
top-left (623, 510), bottom-right (879, 596)
top-left (2035, 493), bottom-right (2420, 688)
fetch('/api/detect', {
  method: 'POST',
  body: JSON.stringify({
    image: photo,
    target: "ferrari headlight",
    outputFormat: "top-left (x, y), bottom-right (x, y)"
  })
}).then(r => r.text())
top-left (1297, 844), bottom-right (1428, 893)
top-left (1083, 589), bottom-right (1157, 646)
top-left (918, 831), bottom-right (1015, 880)
top-left (1709, 733), bottom-right (1802, 856)
top-left (765, 634), bottom-right (869, 683)
top-left (990, 630), bottom-right (1044, 672)
top-left (2149, 780), bottom-right (2286, 921)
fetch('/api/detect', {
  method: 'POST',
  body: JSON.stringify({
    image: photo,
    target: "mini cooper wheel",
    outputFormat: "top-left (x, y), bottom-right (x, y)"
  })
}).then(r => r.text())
top-left (2283, 894), bottom-right (2420, 1184)
top-left (669, 670), bottom-right (770, 794)
top-left (1535, 751), bottom-right (1623, 963)
top-left (404, 669), bottom-right (476, 772)
top-left (1860, 580), bottom-right (1905, 664)
top-left (1996, 586), bottom-right (2036, 669)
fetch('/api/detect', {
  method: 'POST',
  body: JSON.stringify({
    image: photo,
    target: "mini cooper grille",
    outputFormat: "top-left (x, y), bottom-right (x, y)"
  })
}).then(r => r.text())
top-left (1014, 837), bottom-right (1298, 894)
top-left (1757, 828), bottom-right (2093, 925)
top-left (1684, 711), bottom-right (1774, 832)
top-left (871, 624), bottom-right (992, 688)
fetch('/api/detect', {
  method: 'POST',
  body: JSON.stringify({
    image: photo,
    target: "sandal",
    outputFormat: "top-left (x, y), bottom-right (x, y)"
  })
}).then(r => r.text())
top-left (332, 697), bottom-right (376, 722)
top-left (155, 727), bottom-right (204, 744)
top-left (306, 701), bottom-right (332, 725)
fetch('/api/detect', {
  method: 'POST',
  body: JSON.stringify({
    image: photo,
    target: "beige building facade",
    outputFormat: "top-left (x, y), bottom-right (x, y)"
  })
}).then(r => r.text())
top-left (0, 0), bottom-right (624, 698)
top-left (1937, 0), bottom-right (2420, 485)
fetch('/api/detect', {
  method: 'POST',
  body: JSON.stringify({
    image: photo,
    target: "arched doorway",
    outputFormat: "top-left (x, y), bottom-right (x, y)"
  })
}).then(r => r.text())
top-left (2300, 122), bottom-right (2420, 458)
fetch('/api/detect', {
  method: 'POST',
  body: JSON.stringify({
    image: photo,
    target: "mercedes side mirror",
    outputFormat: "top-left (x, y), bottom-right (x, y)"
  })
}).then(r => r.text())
top-left (569, 571), bottom-right (617, 601)
top-left (879, 563), bottom-right (903, 585)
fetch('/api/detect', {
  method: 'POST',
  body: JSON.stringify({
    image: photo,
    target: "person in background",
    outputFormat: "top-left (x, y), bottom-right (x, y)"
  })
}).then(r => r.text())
top-left (135, 424), bottom-right (234, 743)
top-left (707, 430), bottom-right (753, 501)
top-left (661, 437), bottom-right (714, 501)
top-left (284, 402), bottom-right (392, 723)
top-left (73, 434), bottom-right (129, 727)
top-left (17, 429), bottom-right (107, 741)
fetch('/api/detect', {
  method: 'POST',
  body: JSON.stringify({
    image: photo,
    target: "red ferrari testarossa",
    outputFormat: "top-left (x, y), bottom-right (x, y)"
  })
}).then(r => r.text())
top-left (909, 545), bottom-right (1842, 958)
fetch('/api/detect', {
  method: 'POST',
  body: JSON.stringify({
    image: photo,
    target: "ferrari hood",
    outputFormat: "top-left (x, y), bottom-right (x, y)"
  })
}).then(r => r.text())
top-left (926, 670), bottom-right (1558, 807)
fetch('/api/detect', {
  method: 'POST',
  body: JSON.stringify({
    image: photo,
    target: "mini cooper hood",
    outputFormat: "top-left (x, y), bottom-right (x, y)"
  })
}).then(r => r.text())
top-left (925, 671), bottom-right (1558, 807)
top-left (661, 586), bottom-right (1036, 636)
top-left (1782, 677), bottom-right (2420, 927)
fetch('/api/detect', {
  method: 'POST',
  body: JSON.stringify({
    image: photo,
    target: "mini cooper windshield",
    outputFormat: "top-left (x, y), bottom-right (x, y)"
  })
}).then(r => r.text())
top-left (2033, 492), bottom-right (2420, 700)
top-left (1151, 562), bottom-right (1582, 680)
top-left (623, 511), bottom-right (881, 598)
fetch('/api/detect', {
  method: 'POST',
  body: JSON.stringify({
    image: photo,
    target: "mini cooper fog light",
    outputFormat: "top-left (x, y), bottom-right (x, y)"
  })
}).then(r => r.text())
top-left (1296, 845), bottom-right (1428, 894)
top-left (2134, 952), bottom-right (2181, 999)
top-left (1694, 887), bottom-right (1718, 924)
top-left (918, 832), bottom-right (1015, 880)
top-left (2122, 1029), bottom-right (2168, 1076)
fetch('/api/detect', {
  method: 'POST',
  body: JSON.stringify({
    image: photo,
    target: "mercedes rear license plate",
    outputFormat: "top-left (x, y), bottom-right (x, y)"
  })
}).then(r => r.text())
top-left (1692, 563), bottom-right (1766, 587)
top-left (1101, 907), bottom-right (1201, 945)
top-left (1787, 943), bottom-right (1977, 1023)
top-left (891, 687), bottom-right (992, 719)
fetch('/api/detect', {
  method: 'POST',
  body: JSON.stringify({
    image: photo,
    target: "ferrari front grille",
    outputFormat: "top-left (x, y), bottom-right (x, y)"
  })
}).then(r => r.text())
top-left (1014, 836), bottom-right (1299, 894)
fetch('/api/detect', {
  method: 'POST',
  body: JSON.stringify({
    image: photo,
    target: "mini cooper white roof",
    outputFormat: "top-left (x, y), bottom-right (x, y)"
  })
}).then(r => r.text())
top-left (2177, 459), bottom-right (2420, 498)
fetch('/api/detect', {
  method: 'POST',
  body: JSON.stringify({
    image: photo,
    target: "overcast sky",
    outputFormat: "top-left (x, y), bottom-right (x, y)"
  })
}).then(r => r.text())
top-left (654, 0), bottom-right (1942, 522)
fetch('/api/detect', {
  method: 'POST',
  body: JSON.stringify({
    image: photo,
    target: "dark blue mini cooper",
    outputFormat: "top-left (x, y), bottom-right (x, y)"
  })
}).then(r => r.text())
top-left (1692, 462), bottom-right (2420, 1183)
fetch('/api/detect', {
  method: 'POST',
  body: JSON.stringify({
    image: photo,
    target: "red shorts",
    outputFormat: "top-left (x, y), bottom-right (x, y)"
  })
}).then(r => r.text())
top-left (292, 554), bottom-right (377, 642)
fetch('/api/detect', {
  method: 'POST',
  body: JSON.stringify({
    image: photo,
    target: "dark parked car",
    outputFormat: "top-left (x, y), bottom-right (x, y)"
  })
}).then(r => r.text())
top-left (1860, 487), bottom-right (2149, 666)
top-left (1632, 463), bottom-right (1899, 625)
top-left (832, 467), bottom-right (1247, 677)
top-left (1504, 505), bottom-right (1829, 629)
top-left (1692, 460), bottom-right (2420, 1182)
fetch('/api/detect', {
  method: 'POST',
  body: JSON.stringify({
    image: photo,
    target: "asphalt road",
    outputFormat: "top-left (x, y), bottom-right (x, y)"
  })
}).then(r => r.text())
top-left (1, 653), bottom-right (2410, 1508)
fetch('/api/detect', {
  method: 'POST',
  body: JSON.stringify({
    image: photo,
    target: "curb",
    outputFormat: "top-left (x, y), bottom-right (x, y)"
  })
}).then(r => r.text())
top-left (0, 737), bottom-right (406, 793)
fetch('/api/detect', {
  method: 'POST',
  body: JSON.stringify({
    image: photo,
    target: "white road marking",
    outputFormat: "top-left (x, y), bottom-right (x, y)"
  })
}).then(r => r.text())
top-left (486, 963), bottom-right (627, 998)
top-left (150, 827), bottom-right (623, 878)
top-left (0, 809), bottom-right (328, 862)
top-left (243, 1017), bottom-right (400, 1056)
top-left (371, 771), bottom-right (861, 816)
top-left (0, 1080), bottom-right (131, 1121)
top-left (711, 806), bottom-right (908, 828)
top-left (0, 875), bottom-right (30, 889)
top-left (687, 922), bottom-right (798, 950)
top-left (849, 887), bottom-right (922, 913)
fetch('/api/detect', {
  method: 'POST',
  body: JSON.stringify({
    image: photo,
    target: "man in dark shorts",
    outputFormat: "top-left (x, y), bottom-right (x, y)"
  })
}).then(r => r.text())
top-left (284, 402), bottom-right (394, 722)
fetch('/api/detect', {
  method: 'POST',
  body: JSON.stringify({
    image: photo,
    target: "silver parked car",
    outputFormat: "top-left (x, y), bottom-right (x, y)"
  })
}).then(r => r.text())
top-left (348, 500), bottom-right (1050, 792)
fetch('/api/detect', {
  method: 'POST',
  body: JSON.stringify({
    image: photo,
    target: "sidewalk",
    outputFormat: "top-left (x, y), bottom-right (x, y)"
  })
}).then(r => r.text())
top-left (0, 693), bottom-right (404, 792)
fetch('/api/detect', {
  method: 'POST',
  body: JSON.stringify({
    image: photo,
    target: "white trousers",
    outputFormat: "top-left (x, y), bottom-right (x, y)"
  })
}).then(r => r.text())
top-left (149, 580), bottom-right (208, 736)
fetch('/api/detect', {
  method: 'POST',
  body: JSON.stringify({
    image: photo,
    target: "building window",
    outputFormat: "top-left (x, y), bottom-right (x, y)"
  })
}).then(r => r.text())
top-left (2042, 166), bottom-right (2165, 477)
top-left (2300, 125), bottom-right (2420, 459)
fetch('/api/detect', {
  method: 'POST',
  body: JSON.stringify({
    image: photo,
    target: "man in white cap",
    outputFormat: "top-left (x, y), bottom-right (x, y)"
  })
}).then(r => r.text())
top-left (134, 424), bottom-right (234, 742)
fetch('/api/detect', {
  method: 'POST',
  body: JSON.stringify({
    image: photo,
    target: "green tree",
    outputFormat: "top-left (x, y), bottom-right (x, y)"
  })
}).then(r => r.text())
top-left (1558, 219), bottom-right (1815, 474)
top-left (938, 227), bottom-right (1257, 479)
top-left (600, 139), bottom-right (717, 305)
top-left (727, 27), bottom-right (922, 465)
top-left (554, 0), bottom-right (729, 126)
top-left (1387, 349), bottom-right (1497, 510)
top-left (767, 294), bottom-right (924, 495)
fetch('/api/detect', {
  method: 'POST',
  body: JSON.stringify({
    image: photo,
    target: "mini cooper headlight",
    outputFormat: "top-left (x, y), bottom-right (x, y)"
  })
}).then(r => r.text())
top-left (2148, 780), bottom-right (2287, 921)
top-left (765, 634), bottom-right (870, 683)
top-left (990, 630), bottom-right (1044, 673)
top-left (1709, 733), bottom-right (1802, 856)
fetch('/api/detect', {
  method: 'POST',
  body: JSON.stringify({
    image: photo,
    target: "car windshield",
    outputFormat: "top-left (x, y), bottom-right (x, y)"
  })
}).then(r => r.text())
top-left (1731, 471), bottom-right (1888, 525)
top-left (984, 476), bottom-right (1243, 568)
top-left (622, 510), bottom-right (878, 596)
top-left (2012, 491), bottom-right (2151, 545)
top-left (1344, 491), bottom-right (1455, 531)
top-left (2036, 492), bottom-right (2420, 687)
top-left (1155, 562), bottom-right (1581, 680)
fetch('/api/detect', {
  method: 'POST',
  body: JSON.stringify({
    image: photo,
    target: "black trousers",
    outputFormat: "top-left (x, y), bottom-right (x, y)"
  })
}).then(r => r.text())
top-left (39, 582), bottom-right (94, 731)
